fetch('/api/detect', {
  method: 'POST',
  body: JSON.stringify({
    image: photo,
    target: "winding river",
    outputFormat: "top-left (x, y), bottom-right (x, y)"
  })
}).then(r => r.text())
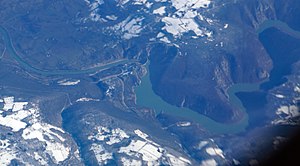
top-left (0, 26), bottom-right (129, 76)
top-left (135, 63), bottom-right (250, 134)
top-left (1, 19), bottom-right (299, 134)
top-left (135, 19), bottom-right (300, 134)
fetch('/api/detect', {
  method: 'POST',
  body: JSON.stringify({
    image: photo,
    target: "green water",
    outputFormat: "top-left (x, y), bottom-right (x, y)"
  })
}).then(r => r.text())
top-left (135, 63), bottom-right (257, 134)
top-left (135, 20), bottom-right (300, 134)
top-left (1, 19), bottom-right (298, 134)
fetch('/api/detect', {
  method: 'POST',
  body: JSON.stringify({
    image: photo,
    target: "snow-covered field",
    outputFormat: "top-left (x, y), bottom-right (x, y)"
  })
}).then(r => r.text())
top-left (83, 0), bottom-right (216, 45)
top-left (272, 85), bottom-right (300, 125)
top-left (88, 126), bottom-right (192, 165)
top-left (0, 96), bottom-right (75, 165)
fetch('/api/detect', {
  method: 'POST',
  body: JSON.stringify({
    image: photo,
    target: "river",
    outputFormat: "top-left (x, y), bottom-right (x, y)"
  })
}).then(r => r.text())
top-left (135, 19), bottom-right (300, 134)
top-left (0, 19), bottom-right (298, 134)
top-left (135, 62), bottom-right (250, 134)
top-left (0, 26), bottom-right (129, 76)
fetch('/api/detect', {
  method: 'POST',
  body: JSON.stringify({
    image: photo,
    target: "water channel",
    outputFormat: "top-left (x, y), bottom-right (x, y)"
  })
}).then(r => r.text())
top-left (1, 19), bottom-right (299, 134)
top-left (0, 26), bottom-right (129, 76)
top-left (135, 19), bottom-right (300, 134)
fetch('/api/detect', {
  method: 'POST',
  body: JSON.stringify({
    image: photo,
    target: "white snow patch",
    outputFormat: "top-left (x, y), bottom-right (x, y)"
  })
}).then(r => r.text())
top-left (0, 96), bottom-right (72, 164)
top-left (156, 32), bottom-right (171, 44)
top-left (91, 144), bottom-right (113, 164)
top-left (58, 79), bottom-right (80, 86)
top-left (0, 139), bottom-right (10, 149)
top-left (198, 141), bottom-right (209, 150)
top-left (133, 0), bottom-right (153, 8)
top-left (0, 116), bottom-right (27, 132)
top-left (34, 152), bottom-right (48, 165)
top-left (106, 15), bottom-right (118, 21)
top-left (276, 105), bottom-right (299, 117)
top-left (160, 37), bottom-right (171, 43)
top-left (275, 94), bottom-right (285, 98)
top-left (3, 97), bottom-right (14, 111)
top-left (205, 147), bottom-right (225, 159)
top-left (22, 122), bottom-right (70, 163)
top-left (0, 97), bottom-right (30, 132)
top-left (0, 150), bottom-right (16, 166)
top-left (176, 121), bottom-right (191, 127)
top-left (117, 0), bottom-right (130, 6)
top-left (134, 129), bottom-right (149, 140)
top-left (110, 16), bottom-right (144, 39)
top-left (166, 154), bottom-right (191, 166)
top-left (46, 142), bottom-right (70, 163)
top-left (119, 140), bottom-right (162, 162)
top-left (162, 16), bottom-right (204, 38)
top-left (295, 86), bottom-right (300, 93)
top-left (224, 24), bottom-right (229, 29)
top-left (171, 0), bottom-right (211, 10)
top-left (157, 32), bottom-right (165, 38)
top-left (133, 0), bottom-right (147, 5)
top-left (84, 0), bottom-right (106, 22)
top-left (121, 157), bottom-right (142, 166)
top-left (10, 110), bottom-right (31, 120)
top-left (106, 128), bottom-right (130, 145)
top-left (89, 126), bottom-right (129, 145)
top-left (76, 98), bottom-right (100, 102)
top-left (158, 0), bottom-right (212, 40)
top-left (272, 104), bottom-right (300, 125)
top-left (200, 159), bottom-right (218, 166)
top-left (153, 6), bottom-right (166, 16)
top-left (89, 127), bottom-right (191, 165)
top-left (119, 129), bottom-right (191, 165)
top-left (12, 102), bottom-right (28, 112)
